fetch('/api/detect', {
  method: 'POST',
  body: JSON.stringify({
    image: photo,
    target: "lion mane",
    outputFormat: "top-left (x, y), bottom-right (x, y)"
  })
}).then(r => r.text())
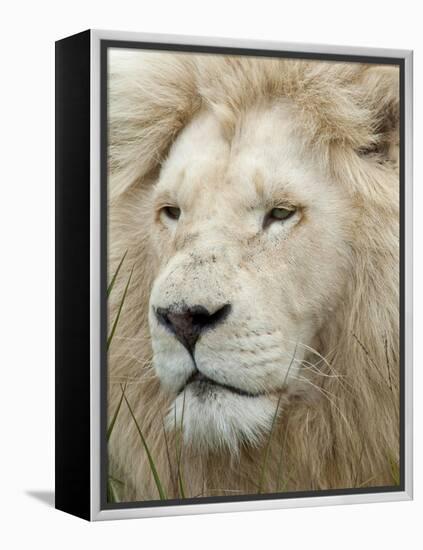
top-left (107, 52), bottom-right (400, 501)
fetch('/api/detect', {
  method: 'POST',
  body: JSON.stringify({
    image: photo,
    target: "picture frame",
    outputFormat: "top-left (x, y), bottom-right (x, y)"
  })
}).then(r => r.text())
top-left (55, 29), bottom-right (413, 521)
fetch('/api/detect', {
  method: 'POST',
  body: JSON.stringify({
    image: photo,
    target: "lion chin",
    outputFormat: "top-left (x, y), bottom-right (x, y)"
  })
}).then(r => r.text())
top-left (107, 50), bottom-right (400, 500)
top-left (168, 383), bottom-right (280, 454)
top-left (166, 387), bottom-right (275, 454)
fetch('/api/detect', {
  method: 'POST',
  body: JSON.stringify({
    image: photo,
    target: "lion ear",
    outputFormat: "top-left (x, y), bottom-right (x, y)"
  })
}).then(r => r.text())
top-left (357, 65), bottom-right (400, 163)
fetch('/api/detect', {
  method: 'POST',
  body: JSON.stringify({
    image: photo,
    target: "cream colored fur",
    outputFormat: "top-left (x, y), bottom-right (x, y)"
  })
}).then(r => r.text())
top-left (107, 50), bottom-right (400, 501)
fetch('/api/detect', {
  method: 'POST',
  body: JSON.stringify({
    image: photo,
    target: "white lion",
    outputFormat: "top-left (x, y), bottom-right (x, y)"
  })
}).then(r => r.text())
top-left (107, 50), bottom-right (400, 501)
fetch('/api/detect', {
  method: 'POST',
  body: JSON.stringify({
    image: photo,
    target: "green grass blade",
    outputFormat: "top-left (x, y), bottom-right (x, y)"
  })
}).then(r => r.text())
top-left (107, 250), bottom-right (128, 297)
top-left (107, 383), bottom-right (127, 441)
top-left (162, 415), bottom-right (177, 497)
top-left (388, 455), bottom-right (400, 485)
top-left (276, 409), bottom-right (292, 492)
top-left (176, 389), bottom-right (187, 498)
top-left (122, 386), bottom-right (167, 500)
top-left (107, 265), bottom-right (134, 351)
top-left (258, 345), bottom-right (297, 494)
top-left (107, 477), bottom-right (119, 503)
top-left (109, 476), bottom-right (124, 486)
top-left (257, 394), bottom-right (282, 494)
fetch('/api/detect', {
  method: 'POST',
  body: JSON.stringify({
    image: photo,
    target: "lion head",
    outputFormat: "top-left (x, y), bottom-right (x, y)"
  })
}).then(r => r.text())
top-left (108, 50), bottom-right (400, 500)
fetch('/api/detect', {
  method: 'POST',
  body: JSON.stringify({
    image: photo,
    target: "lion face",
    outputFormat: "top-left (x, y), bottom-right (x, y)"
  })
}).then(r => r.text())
top-left (148, 101), bottom-right (353, 452)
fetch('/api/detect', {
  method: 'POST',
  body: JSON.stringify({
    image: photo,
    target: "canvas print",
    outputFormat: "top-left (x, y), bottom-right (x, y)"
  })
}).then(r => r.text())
top-left (105, 47), bottom-right (400, 504)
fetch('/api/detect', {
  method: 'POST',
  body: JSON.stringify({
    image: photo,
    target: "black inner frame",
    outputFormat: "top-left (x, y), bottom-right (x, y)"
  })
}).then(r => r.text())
top-left (100, 39), bottom-right (406, 511)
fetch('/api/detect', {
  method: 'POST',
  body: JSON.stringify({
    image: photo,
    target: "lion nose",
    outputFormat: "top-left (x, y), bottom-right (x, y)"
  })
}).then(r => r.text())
top-left (155, 304), bottom-right (231, 353)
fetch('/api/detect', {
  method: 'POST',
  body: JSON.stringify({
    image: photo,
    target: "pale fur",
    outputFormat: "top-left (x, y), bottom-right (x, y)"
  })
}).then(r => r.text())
top-left (107, 50), bottom-right (400, 501)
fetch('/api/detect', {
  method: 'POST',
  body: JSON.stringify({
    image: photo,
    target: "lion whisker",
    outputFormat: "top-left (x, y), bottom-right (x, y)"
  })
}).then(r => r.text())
top-left (293, 374), bottom-right (353, 435)
top-left (299, 361), bottom-right (343, 378)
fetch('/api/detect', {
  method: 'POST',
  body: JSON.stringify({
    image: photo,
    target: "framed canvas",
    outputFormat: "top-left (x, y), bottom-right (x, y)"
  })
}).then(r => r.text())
top-left (55, 29), bottom-right (413, 521)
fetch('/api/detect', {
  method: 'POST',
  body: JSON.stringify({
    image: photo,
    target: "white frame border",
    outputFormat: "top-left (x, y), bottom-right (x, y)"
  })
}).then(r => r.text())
top-left (89, 29), bottom-right (413, 521)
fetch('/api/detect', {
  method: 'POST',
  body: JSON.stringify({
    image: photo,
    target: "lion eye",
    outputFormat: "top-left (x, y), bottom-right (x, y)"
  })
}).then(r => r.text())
top-left (264, 207), bottom-right (296, 227)
top-left (162, 206), bottom-right (181, 221)
top-left (270, 207), bottom-right (295, 220)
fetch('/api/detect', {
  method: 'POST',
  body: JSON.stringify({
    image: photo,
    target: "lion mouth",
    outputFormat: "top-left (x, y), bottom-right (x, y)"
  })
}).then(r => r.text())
top-left (181, 369), bottom-right (261, 398)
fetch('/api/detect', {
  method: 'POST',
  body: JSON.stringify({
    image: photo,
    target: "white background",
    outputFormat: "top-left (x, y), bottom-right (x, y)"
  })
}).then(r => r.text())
top-left (0, 1), bottom-right (420, 548)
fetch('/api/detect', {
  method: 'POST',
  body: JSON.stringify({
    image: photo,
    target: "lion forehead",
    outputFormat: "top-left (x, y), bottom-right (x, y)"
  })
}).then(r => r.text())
top-left (157, 102), bottom-right (332, 213)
